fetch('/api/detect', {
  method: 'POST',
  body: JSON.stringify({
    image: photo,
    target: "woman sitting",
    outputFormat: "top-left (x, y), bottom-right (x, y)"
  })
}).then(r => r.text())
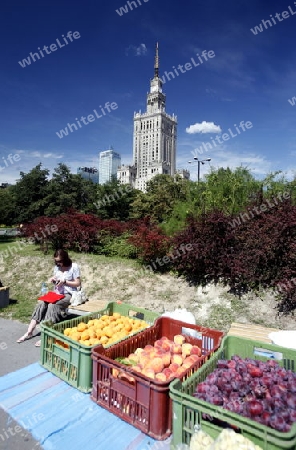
top-left (17, 249), bottom-right (81, 346)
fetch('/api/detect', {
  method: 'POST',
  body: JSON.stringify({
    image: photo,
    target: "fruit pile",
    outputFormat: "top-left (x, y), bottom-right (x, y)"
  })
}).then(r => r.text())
top-left (194, 355), bottom-right (296, 432)
top-left (116, 334), bottom-right (202, 382)
top-left (63, 313), bottom-right (150, 347)
top-left (189, 428), bottom-right (263, 450)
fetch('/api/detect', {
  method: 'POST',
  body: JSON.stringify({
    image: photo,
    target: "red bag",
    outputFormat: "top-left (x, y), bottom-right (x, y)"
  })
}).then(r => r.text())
top-left (38, 292), bottom-right (65, 303)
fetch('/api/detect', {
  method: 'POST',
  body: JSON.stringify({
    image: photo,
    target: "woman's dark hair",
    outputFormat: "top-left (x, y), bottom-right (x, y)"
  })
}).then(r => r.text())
top-left (54, 249), bottom-right (72, 267)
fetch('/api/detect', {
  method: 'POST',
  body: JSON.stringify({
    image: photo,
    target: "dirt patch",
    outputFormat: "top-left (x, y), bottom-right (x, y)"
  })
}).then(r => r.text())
top-left (1, 251), bottom-right (295, 332)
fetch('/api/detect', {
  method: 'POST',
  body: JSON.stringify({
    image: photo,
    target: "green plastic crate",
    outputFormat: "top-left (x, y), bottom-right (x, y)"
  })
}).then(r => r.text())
top-left (40, 301), bottom-right (160, 392)
top-left (170, 335), bottom-right (296, 450)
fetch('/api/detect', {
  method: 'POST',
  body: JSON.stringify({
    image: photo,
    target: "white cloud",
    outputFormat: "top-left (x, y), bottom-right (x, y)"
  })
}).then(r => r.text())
top-left (125, 43), bottom-right (147, 57)
top-left (186, 121), bottom-right (222, 134)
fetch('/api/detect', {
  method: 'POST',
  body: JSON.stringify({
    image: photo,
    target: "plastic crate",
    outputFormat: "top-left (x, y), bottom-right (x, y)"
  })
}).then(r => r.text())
top-left (40, 301), bottom-right (159, 392)
top-left (90, 317), bottom-right (224, 440)
top-left (170, 335), bottom-right (296, 450)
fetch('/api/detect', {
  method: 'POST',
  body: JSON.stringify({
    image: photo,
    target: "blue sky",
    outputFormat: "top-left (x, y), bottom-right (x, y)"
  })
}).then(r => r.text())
top-left (1, 0), bottom-right (296, 184)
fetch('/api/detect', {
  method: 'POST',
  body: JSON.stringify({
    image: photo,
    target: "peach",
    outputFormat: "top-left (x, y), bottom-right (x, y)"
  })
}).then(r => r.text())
top-left (160, 340), bottom-right (172, 352)
top-left (132, 365), bottom-right (143, 373)
top-left (171, 354), bottom-right (183, 366)
top-left (135, 347), bottom-right (144, 356)
top-left (174, 334), bottom-right (186, 345)
top-left (142, 367), bottom-right (155, 379)
top-left (175, 367), bottom-right (187, 378)
top-left (154, 339), bottom-right (163, 348)
top-left (128, 352), bottom-right (139, 363)
top-left (190, 345), bottom-right (202, 357)
top-left (155, 372), bottom-right (167, 382)
top-left (182, 356), bottom-right (195, 369)
top-left (182, 343), bottom-right (193, 356)
top-left (162, 367), bottom-right (174, 381)
top-left (112, 368), bottom-right (120, 378)
top-left (169, 363), bottom-right (179, 373)
top-left (154, 348), bottom-right (165, 358)
top-left (161, 352), bottom-right (171, 367)
top-left (147, 357), bottom-right (164, 374)
top-left (144, 344), bottom-right (154, 352)
top-left (171, 343), bottom-right (182, 354)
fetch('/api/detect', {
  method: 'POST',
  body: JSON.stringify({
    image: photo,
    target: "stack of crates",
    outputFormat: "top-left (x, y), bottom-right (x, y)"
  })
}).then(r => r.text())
top-left (40, 301), bottom-right (160, 392)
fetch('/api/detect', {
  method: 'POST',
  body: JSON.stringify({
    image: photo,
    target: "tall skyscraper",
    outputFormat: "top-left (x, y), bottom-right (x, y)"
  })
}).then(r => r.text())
top-left (133, 43), bottom-right (177, 192)
top-left (99, 148), bottom-right (121, 184)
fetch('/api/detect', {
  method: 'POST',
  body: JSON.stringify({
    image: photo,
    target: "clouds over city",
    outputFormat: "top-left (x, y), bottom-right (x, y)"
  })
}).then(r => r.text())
top-left (186, 121), bottom-right (222, 134)
top-left (125, 43), bottom-right (147, 57)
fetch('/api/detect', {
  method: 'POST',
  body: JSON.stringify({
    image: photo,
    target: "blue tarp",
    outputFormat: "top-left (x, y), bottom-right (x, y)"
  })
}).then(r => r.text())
top-left (0, 363), bottom-right (171, 450)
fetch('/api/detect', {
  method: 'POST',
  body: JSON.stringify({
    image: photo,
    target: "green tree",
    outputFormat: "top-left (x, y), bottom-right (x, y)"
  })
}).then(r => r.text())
top-left (12, 163), bottom-right (50, 223)
top-left (130, 174), bottom-right (189, 223)
top-left (43, 163), bottom-right (98, 216)
top-left (0, 186), bottom-right (17, 225)
top-left (201, 166), bottom-right (262, 215)
top-left (94, 177), bottom-right (139, 220)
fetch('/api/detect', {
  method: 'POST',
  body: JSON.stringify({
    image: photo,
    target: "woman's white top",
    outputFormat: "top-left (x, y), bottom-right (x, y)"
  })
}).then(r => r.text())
top-left (53, 262), bottom-right (80, 294)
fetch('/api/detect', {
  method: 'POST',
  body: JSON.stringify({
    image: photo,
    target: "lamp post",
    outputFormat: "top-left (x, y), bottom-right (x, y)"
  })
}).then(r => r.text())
top-left (188, 157), bottom-right (211, 183)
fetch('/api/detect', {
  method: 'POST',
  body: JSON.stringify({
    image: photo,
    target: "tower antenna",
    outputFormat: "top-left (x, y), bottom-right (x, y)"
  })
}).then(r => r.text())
top-left (154, 42), bottom-right (159, 77)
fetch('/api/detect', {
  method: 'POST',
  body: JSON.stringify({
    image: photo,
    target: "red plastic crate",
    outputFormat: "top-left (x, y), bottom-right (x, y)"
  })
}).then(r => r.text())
top-left (91, 317), bottom-right (224, 440)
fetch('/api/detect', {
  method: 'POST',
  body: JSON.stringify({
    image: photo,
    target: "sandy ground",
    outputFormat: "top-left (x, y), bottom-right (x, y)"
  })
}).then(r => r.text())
top-left (1, 251), bottom-right (296, 332)
top-left (76, 255), bottom-right (296, 332)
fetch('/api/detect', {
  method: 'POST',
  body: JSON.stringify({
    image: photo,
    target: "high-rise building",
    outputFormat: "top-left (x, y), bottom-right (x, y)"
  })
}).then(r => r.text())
top-left (77, 167), bottom-right (99, 183)
top-left (132, 43), bottom-right (177, 192)
top-left (99, 148), bottom-right (121, 184)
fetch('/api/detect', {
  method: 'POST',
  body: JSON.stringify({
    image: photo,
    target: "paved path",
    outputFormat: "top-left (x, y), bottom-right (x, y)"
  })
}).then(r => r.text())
top-left (0, 317), bottom-right (43, 449)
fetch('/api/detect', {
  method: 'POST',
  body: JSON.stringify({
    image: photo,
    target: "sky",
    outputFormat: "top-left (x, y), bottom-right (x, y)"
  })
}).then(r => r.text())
top-left (1, 0), bottom-right (296, 184)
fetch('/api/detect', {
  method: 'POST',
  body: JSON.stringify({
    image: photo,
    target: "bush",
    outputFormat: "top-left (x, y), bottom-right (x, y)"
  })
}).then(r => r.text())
top-left (172, 199), bottom-right (296, 313)
top-left (97, 232), bottom-right (137, 258)
top-left (128, 217), bottom-right (171, 264)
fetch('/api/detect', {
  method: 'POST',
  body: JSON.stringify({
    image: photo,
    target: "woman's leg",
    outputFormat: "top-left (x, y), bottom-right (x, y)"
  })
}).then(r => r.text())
top-left (17, 302), bottom-right (48, 343)
top-left (34, 295), bottom-right (71, 347)
top-left (44, 294), bottom-right (71, 323)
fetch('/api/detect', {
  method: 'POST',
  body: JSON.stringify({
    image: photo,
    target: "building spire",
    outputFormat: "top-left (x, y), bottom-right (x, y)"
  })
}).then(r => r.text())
top-left (154, 42), bottom-right (159, 78)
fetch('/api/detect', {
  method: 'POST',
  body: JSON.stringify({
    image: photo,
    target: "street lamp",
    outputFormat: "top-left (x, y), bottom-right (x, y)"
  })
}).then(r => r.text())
top-left (188, 157), bottom-right (211, 183)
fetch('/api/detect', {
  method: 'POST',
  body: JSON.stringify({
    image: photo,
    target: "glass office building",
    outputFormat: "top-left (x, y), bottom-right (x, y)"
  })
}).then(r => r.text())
top-left (98, 148), bottom-right (121, 184)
